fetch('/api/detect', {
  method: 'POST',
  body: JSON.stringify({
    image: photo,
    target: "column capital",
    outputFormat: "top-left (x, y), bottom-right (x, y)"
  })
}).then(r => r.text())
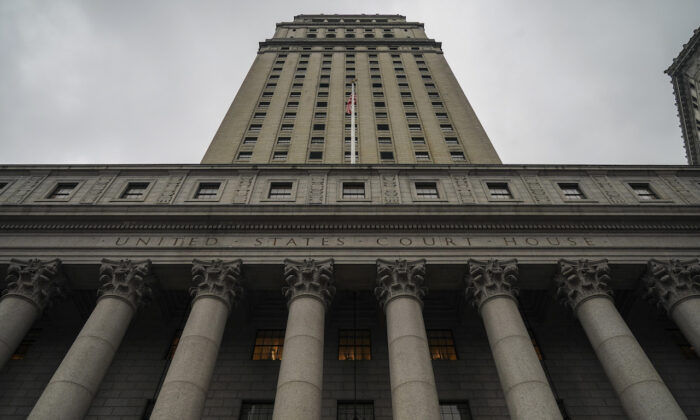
top-left (191, 259), bottom-right (244, 310)
top-left (375, 258), bottom-right (427, 308)
top-left (2, 258), bottom-right (65, 311)
top-left (556, 258), bottom-right (612, 311)
top-left (98, 259), bottom-right (153, 310)
top-left (282, 258), bottom-right (335, 308)
top-left (644, 258), bottom-right (700, 313)
top-left (465, 258), bottom-right (519, 311)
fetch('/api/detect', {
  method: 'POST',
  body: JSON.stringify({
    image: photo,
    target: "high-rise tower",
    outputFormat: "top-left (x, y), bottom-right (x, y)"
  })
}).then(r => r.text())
top-left (202, 14), bottom-right (501, 164)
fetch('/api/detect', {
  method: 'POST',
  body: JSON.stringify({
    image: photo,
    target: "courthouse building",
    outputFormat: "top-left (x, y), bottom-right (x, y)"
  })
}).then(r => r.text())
top-left (1, 14), bottom-right (700, 420)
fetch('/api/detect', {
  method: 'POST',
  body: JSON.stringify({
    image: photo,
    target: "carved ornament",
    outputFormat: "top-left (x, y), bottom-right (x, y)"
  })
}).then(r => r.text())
top-left (375, 258), bottom-right (427, 308)
top-left (98, 259), bottom-right (153, 310)
top-left (465, 258), bottom-right (519, 311)
top-left (2, 258), bottom-right (64, 311)
top-left (556, 258), bottom-right (612, 311)
top-left (191, 259), bottom-right (244, 310)
top-left (282, 258), bottom-right (335, 308)
top-left (644, 258), bottom-right (700, 313)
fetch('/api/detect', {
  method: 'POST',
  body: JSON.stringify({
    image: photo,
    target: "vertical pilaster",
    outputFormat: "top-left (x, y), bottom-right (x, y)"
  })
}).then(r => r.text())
top-left (375, 259), bottom-right (440, 420)
top-left (29, 259), bottom-right (152, 420)
top-left (557, 259), bottom-right (686, 420)
top-left (150, 259), bottom-right (243, 420)
top-left (272, 258), bottom-right (335, 420)
top-left (465, 259), bottom-right (561, 420)
top-left (0, 259), bottom-right (64, 368)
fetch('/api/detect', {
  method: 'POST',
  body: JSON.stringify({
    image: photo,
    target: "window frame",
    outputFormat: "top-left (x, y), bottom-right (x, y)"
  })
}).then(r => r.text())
top-left (337, 329), bottom-right (372, 360)
top-left (41, 180), bottom-right (83, 202)
top-left (482, 180), bottom-right (520, 202)
top-left (338, 179), bottom-right (371, 202)
top-left (187, 180), bottom-right (226, 202)
top-left (113, 180), bottom-right (154, 202)
top-left (262, 180), bottom-right (298, 202)
top-left (625, 181), bottom-right (668, 202)
top-left (410, 180), bottom-right (446, 202)
top-left (251, 330), bottom-right (285, 361)
top-left (427, 329), bottom-right (459, 360)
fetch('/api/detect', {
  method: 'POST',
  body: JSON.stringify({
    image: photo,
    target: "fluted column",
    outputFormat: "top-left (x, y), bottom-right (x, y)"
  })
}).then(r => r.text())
top-left (644, 258), bottom-right (700, 355)
top-left (557, 259), bottom-right (686, 420)
top-left (29, 259), bottom-right (152, 420)
top-left (0, 259), bottom-right (64, 369)
top-left (272, 258), bottom-right (335, 420)
top-left (375, 259), bottom-right (440, 420)
top-left (465, 259), bottom-right (561, 420)
top-left (151, 259), bottom-right (243, 420)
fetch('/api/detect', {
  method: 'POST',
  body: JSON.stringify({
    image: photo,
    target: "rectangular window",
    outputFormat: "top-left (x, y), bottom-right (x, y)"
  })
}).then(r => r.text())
top-left (249, 124), bottom-right (262, 132)
top-left (406, 112), bottom-right (418, 119)
top-left (374, 101), bottom-right (386, 108)
top-left (428, 330), bottom-right (458, 360)
top-left (252, 330), bottom-right (284, 360)
top-left (400, 92), bottom-right (412, 98)
top-left (280, 124), bottom-right (294, 131)
top-left (342, 183), bottom-right (366, 199)
top-left (268, 182), bottom-right (292, 199)
top-left (317, 101), bottom-right (328, 108)
top-left (408, 124), bottom-right (422, 132)
top-left (243, 137), bottom-right (257, 145)
top-left (337, 402), bottom-right (374, 420)
top-left (238, 151), bottom-right (252, 161)
top-left (283, 112), bottom-right (296, 119)
top-left (309, 151), bottom-right (323, 160)
top-left (377, 124), bottom-right (390, 131)
top-left (311, 137), bottom-right (325, 144)
top-left (272, 151), bottom-right (287, 161)
top-left (415, 182), bottom-right (439, 199)
top-left (436, 112), bottom-right (448, 120)
top-left (439, 401), bottom-right (472, 420)
top-left (254, 112), bottom-right (266, 118)
top-left (289, 92), bottom-right (301, 97)
top-left (344, 151), bottom-right (359, 162)
top-left (412, 137), bottom-right (425, 144)
top-left (313, 123), bottom-right (326, 131)
top-left (450, 152), bottom-right (466, 161)
top-left (194, 182), bottom-right (221, 199)
top-left (262, 91), bottom-right (273, 98)
top-left (630, 183), bottom-right (658, 200)
top-left (240, 402), bottom-right (274, 419)
top-left (440, 124), bottom-right (454, 132)
top-left (375, 112), bottom-right (388, 118)
top-left (277, 137), bottom-right (291, 145)
top-left (558, 183), bottom-right (585, 200)
top-left (120, 182), bottom-right (149, 199)
top-left (48, 182), bottom-right (78, 199)
top-left (487, 182), bottom-right (513, 200)
top-left (415, 151), bottom-right (430, 161)
top-left (444, 137), bottom-right (459, 145)
top-left (377, 137), bottom-right (392, 144)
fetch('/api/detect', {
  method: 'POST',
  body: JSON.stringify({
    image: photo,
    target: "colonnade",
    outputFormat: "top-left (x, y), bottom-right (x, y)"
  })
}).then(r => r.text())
top-left (0, 256), bottom-right (698, 420)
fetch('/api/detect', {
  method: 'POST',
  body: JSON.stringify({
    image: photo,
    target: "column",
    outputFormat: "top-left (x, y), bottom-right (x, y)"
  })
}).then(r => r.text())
top-left (29, 259), bottom-right (152, 420)
top-left (151, 259), bottom-right (243, 420)
top-left (557, 259), bottom-right (686, 420)
top-left (375, 259), bottom-right (440, 420)
top-left (272, 258), bottom-right (335, 420)
top-left (0, 259), bottom-right (64, 369)
top-left (465, 259), bottom-right (562, 420)
top-left (644, 258), bottom-right (700, 355)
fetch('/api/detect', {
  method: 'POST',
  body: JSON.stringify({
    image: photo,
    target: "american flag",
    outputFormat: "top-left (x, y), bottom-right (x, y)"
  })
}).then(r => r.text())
top-left (345, 92), bottom-right (356, 114)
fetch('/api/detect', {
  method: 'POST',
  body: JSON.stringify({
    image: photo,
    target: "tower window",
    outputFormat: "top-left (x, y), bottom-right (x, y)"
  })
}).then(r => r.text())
top-left (450, 152), bottom-right (466, 161)
top-left (436, 112), bottom-right (448, 120)
top-left (243, 137), bottom-right (257, 145)
top-left (342, 183), bottom-right (366, 199)
top-left (268, 182), bottom-right (293, 199)
top-left (630, 183), bottom-right (658, 200)
top-left (374, 101), bottom-right (386, 108)
top-left (444, 137), bottom-right (459, 145)
top-left (254, 112), bottom-right (266, 118)
top-left (415, 182), bottom-right (439, 199)
top-left (415, 151), bottom-right (430, 161)
top-left (408, 124), bottom-right (422, 132)
top-left (280, 124), bottom-right (294, 131)
top-left (380, 151), bottom-right (394, 161)
top-left (440, 124), bottom-right (454, 132)
top-left (428, 330), bottom-right (458, 360)
top-left (313, 123), bottom-right (326, 131)
top-left (337, 402), bottom-right (374, 420)
top-left (317, 101), bottom-right (328, 108)
top-left (287, 101), bottom-right (299, 108)
top-left (249, 124), bottom-right (262, 132)
top-left (194, 182), bottom-right (221, 199)
top-left (48, 183), bottom-right (78, 199)
top-left (238, 151), bottom-right (252, 161)
top-left (487, 183), bottom-right (513, 200)
top-left (377, 124), bottom-right (390, 131)
top-left (311, 137), bottom-right (325, 144)
top-left (240, 402), bottom-right (274, 419)
top-left (411, 137), bottom-right (425, 144)
top-left (309, 151), bottom-right (323, 160)
top-left (272, 151), bottom-right (287, 161)
top-left (378, 137), bottom-right (392, 144)
top-left (558, 183), bottom-right (585, 200)
top-left (276, 137), bottom-right (291, 144)
top-left (439, 401), bottom-right (472, 419)
top-left (283, 112), bottom-right (296, 119)
top-left (120, 182), bottom-right (150, 199)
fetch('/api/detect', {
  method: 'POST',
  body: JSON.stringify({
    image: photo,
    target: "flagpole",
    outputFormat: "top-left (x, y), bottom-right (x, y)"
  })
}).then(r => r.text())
top-left (350, 80), bottom-right (356, 164)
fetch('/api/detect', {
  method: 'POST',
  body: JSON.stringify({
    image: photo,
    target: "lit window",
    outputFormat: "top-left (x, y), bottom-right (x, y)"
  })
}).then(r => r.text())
top-left (415, 151), bottom-right (430, 161)
top-left (273, 151), bottom-right (287, 161)
top-left (120, 182), bottom-right (149, 199)
top-left (450, 152), bottom-right (466, 161)
top-left (487, 183), bottom-right (513, 200)
top-left (415, 182), bottom-right (439, 199)
top-left (252, 330), bottom-right (284, 360)
top-left (194, 182), bottom-right (221, 199)
top-left (439, 401), bottom-right (472, 420)
top-left (342, 183), bottom-right (366, 199)
top-left (558, 183), bottom-right (585, 200)
top-left (238, 151), bottom-right (252, 161)
top-left (240, 402), bottom-right (274, 419)
top-left (428, 330), bottom-right (458, 360)
top-left (309, 151), bottom-right (323, 160)
top-left (12, 328), bottom-right (41, 360)
top-left (338, 329), bottom-right (371, 359)
top-left (630, 183), bottom-right (658, 200)
top-left (337, 402), bottom-right (374, 420)
top-left (48, 183), bottom-right (78, 199)
top-left (268, 182), bottom-right (292, 199)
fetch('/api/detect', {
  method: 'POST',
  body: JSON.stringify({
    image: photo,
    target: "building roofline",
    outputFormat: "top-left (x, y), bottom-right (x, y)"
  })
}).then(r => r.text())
top-left (665, 26), bottom-right (700, 75)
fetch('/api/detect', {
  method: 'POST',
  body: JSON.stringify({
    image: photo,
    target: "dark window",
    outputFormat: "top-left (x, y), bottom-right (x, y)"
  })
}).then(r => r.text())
top-left (277, 137), bottom-right (291, 144)
top-left (377, 137), bottom-right (392, 144)
top-left (415, 151), bottom-right (430, 161)
top-left (313, 123), bottom-right (326, 131)
top-left (314, 112), bottom-right (327, 119)
top-left (487, 183), bottom-right (513, 200)
top-left (254, 112), bottom-right (266, 118)
top-left (372, 83), bottom-right (382, 88)
top-left (377, 124), bottom-right (390, 131)
top-left (428, 330), bottom-right (458, 360)
top-left (317, 101), bottom-right (328, 107)
top-left (12, 328), bottom-right (41, 360)
top-left (249, 123), bottom-right (262, 131)
top-left (268, 182), bottom-right (292, 199)
top-left (311, 137), bottom-right (325, 144)
top-left (262, 91), bottom-right (273, 98)
top-left (280, 123), bottom-right (294, 131)
top-left (450, 152), bottom-right (466, 161)
top-left (558, 183), bottom-right (585, 200)
top-left (406, 112), bottom-right (418, 119)
top-left (380, 151), bottom-right (394, 160)
top-left (415, 182), bottom-right (439, 199)
top-left (283, 112), bottom-right (296, 119)
top-left (439, 401), bottom-right (472, 419)
top-left (630, 183), bottom-right (658, 200)
top-left (287, 101), bottom-right (299, 108)
top-left (337, 401), bottom-right (374, 420)
top-left (445, 137), bottom-right (459, 145)
top-left (240, 401), bottom-right (274, 419)
top-left (412, 137), bottom-right (425, 144)
top-left (375, 112), bottom-right (388, 118)
top-left (252, 330), bottom-right (284, 360)
top-left (272, 151), bottom-right (287, 161)
top-left (440, 124), bottom-right (454, 132)
top-left (342, 183), bottom-right (366, 199)
top-left (436, 112), bottom-right (448, 119)
top-left (408, 124), bottom-right (422, 131)
top-left (48, 182), bottom-right (78, 199)
top-left (194, 182), bottom-right (221, 199)
top-left (120, 182), bottom-right (149, 199)
top-left (309, 151), bottom-right (323, 160)
top-left (238, 151), bottom-right (252, 161)
top-left (258, 101), bottom-right (270, 108)
top-left (374, 101), bottom-right (386, 108)
top-left (243, 137), bottom-right (257, 145)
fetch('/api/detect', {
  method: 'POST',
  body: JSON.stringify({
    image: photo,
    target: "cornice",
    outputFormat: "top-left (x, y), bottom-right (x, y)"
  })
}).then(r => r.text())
top-left (259, 38), bottom-right (440, 48)
top-left (666, 27), bottom-right (700, 75)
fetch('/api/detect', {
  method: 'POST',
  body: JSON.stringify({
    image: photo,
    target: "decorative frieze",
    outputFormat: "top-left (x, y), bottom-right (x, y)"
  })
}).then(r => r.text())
top-left (307, 174), bottom-right (326, 204)
top-left (282, 258), bottom-right (335, 308)
top-left (191, 259), bottom-right (244, 309)
top-left (375, 259), bottom-right (427, 307)
top-left (380, 173), bottom-right (400, 204)
top-left (661, 176), bottom-right (697, 204)
top-left (233, 174), bottom-right (255, 204)
top-left (556, 258), bottom-right (612, 310)
top-left (5, 176), bottom-right (45, 204)
top-left (644, 258), bottom-right (700, 312)
top-left (157, 174), bottom-right (186, 204)
top-left (591, 175), bottom-right (626, 204)
top-left (97, 259), bottom-right (153, 310)
top-left (2, 258), bottom-right (64, 310)
top-left (465, 258), bottom-right (518, 310)
top-left (80, 175), bottom-right (115, 204)
top-left (451, 174), bottom-right (475, 203)
top-left (521, 175), bottom-right (551, 204)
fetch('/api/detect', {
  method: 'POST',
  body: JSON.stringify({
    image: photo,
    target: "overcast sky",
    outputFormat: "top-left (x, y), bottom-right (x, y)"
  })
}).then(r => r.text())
top-left (1, 0), bottom-right (698, 165)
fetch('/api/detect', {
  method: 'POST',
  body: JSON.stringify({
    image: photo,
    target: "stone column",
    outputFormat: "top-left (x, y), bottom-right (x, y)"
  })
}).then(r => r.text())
top-left (375, 259), bottom-right (440, 420)
top-left (0, 259), bottom-right (64, 369)
top-left (272, 258), bottom-right (335, 420)
top-left (644, 258), bottom-right (700, 355)
top-left (150, 259), bottom-right (243, 420)
top-left (465, 259), bottom-right (562, 420)
top-left (557, 259), bottom-right (686, 420)
top-left (29, 259), bottom-right (152, 420)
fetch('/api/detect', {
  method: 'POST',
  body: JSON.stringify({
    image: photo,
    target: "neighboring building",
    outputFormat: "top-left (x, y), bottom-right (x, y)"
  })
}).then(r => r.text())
top-left (667, 26), bottom-right (700, 165)
top-left (1, 14), bottom-right (700, 420)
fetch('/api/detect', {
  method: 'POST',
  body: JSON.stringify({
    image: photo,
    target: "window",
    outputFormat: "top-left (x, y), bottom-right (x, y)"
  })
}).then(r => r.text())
top-left (0, 181), bottom-right (7, 192)
top-left (238, 151), bottom-right (252, 161)
top-left (428, 330), bottom-right (458, 360)
top-left (406, 112), bottom-right (418, 119)
top-left (254, 112), bottom-right (266, 118)
top-left (252, 330), bottom-right (284, 360)
top-left (630, 183), bottom-right (658, 200)
top-left (243, 137), bottom-right (257, 145)
top-left (268, 182), bottom-right (292, 199)
top-left (374, 101), bottom-right (386, 108)
top-left (558, 183), bottom-right (585, 200)
top-left (450, 152), bottom-right (466, 161)
top-left (273, 151), bottom-right (287, 161)
top-left (445, 137), bottom-right (459, 145)
top-left (411, 137), bottom-right (425, 144)
top-left (377, 137), bottom-right (392, 144)
top-left (342, 183), bottom-right (366, 199)
top-left (280, 124), bottom-right (294, 131)
top-left (249, 124), bottom-right (262, 132)
top-left (240, 402), bottom-right (274, 419)
top-left (400, 92), bottom-right (412, 98)
top-left (377, 124), bottom-right (390, 131)
top-left (436, 112), bottom-right (448, 120)
top-left (277, 137), bottom-right (291, 145)
top-left (439, 401), bottom-right (472, 420)
top-left (375, 112), bottom-right (388, 118)
top-left (289, 92), bottom-right (301, 98)
top-left (194, 182), bottom-right (221, 199)
top-left (380, 151), bottom-right (394, 160)
top-left (120, 182), bottom-right (149, 199)
top-left (262, 91), bottom-right (273, 98)
top-left (415, 151), bottom-right (430, 161)
top-left (317, 101), bottom-right (328, 107)
top-left (408, 124), bottom-right (422, 132)
top-left (309, 151), bottom-right (323, 160)
top-left (283, 112), bottom-right (296, 119)
top-left (487, 183), bottom-right (513, 200)
top-left (415, 182), bottom-right (439, 199)
top-left (337, 402), bottom-right (374, 420)
top-left (313, 123), bottom-right (326, 131)
top-left (48, 183), bottom-right (78, 199)
top-left (440, 124), bottom-right (454, 132)
top-left (266, 83), bottom-right (276, 88)
top-left (12, 328), bottom-right (41, 360)
top-left (344, 151), bottom-right (359, 162)
top-left (311, 137), bottom-right (325, 144)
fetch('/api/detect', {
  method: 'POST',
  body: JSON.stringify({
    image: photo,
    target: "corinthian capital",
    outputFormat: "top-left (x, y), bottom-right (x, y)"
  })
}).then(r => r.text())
top-left (3, 258), bottom-right (65, 311)
top-left (465, 259), bottom-right (518, 311)
top-left (191, 259), bottom-right (244, 310)
top-left (375, 259), bottom-right (427, 308)
top-left (556, 259), bottom-right (612, 311)
top-left (283, 258), bottom-right (335, 308)
top-left (98, 259), bottom-right (153, 310)
top-left (644, 258), bottom-right (700, 313)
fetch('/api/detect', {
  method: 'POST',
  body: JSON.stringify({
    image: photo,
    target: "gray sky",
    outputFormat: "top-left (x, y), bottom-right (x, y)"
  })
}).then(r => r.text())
top-left (1, 0), bottom-right (698, 165)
